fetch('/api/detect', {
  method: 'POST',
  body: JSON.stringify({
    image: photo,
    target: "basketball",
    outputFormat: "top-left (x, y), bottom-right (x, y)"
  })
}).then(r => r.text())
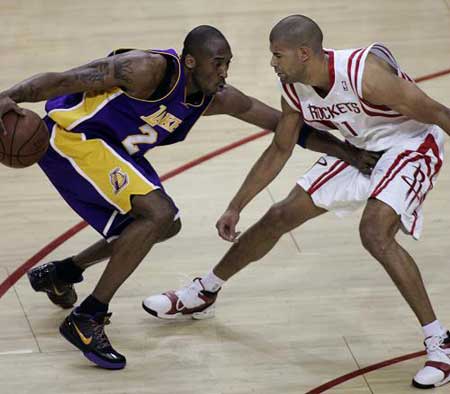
top-left (0, 109), bottom-right (49, 168)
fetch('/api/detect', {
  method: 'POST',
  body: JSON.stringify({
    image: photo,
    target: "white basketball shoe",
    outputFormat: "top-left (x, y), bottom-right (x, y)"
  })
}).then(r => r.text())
top-left (413, 332), bottom-right (450, 389)
top-left (142, 278), bottom-right (219, 320)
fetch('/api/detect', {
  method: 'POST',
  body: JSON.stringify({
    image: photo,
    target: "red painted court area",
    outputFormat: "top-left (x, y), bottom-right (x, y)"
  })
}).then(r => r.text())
top-left (1, 68), bottom-right (449, 393)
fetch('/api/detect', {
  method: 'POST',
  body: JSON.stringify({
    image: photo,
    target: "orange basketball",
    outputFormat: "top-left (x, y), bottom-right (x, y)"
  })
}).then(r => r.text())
top-left (0, 109), bottom-right (49, 168)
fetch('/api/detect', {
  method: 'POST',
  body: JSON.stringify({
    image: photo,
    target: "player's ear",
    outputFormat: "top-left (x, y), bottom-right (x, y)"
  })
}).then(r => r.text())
top-left (184, 54), bottom-right (196, 70)
top-left (297, 47), bottom-right (311, 63)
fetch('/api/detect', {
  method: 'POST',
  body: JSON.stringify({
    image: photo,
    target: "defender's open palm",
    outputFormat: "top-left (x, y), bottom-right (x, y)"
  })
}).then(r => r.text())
top-left (216, 209), bottom-right (241, 242)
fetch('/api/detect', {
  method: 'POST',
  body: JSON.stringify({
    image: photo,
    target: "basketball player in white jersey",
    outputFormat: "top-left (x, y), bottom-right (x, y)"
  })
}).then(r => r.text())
top-left (143, 15), bottom-right (450, 389)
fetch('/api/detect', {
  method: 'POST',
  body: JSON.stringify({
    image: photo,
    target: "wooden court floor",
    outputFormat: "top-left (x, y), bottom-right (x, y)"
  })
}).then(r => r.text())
top-left (0, 1), bottom-right (449, 393)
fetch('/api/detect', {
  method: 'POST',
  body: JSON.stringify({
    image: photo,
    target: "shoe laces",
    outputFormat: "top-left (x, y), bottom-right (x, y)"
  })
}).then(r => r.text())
top-left (92, 313), bottom-right (112, 350)
top-left (175, 278), bottom-right (204, 309)
top-left (425, 335), bottom-right (446, 353)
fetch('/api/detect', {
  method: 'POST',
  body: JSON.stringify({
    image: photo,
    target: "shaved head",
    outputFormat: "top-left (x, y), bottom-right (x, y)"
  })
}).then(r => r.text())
top-left (270, 15), bottom-right (323, 53)
top-left (182, 25), bottom-right (230, 59)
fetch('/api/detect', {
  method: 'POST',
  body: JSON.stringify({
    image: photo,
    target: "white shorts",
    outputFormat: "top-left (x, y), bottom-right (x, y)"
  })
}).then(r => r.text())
top-left (298, 127), bottom-right (445, 239)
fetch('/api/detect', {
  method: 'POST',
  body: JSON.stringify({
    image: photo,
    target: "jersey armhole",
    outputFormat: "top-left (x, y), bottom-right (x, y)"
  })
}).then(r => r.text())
top-left (280, 83), bottom-right (303, 113)
top-left (357, 43), bottom-right (401, 98)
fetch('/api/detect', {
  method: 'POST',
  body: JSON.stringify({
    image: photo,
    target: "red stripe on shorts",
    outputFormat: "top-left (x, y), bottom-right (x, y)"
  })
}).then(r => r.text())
top-left (371, 133), bottom-right (442, 198)
top-left (308, 161), bottom-right (349, 195)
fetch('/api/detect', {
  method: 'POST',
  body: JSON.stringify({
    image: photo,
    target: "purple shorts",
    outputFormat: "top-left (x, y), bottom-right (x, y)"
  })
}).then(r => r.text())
top-left (39, 117), bottom-right (178, 241)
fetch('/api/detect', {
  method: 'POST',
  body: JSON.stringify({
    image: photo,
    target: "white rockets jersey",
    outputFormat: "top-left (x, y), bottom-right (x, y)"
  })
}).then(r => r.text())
top-left (281, 43), bottom-right (436, 151)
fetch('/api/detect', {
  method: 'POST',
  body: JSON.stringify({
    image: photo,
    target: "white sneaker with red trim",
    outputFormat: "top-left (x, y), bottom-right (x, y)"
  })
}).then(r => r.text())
top-left (413, 333), bottom-right (450, 389)
top-left (142, 278), bottom-right (219, 320)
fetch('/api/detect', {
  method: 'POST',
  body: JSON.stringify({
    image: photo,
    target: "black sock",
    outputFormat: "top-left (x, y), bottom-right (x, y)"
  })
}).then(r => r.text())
top-left (78, 295), bottom-right (108, 316)
top-left (54, 257), bottom-right (84, 283)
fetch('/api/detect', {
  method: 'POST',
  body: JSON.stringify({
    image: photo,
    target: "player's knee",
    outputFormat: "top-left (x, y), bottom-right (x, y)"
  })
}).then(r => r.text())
top-left (131, 191), bottom-right (177, 229)
top-left (160, 218), bottom-right (182, 241)
top-left (152, 203), bottom-right (177, 230)
top-left (264, 203), bottom-right (295, 234)
top-left (359, 217), bottom-right (393, 257)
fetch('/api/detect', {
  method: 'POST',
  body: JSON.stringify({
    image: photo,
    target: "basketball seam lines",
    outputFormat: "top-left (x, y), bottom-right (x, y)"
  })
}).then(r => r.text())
top-left (8, 114), bottom-right (20, 167)
top-left (16, 119), bottom-right (43, 166)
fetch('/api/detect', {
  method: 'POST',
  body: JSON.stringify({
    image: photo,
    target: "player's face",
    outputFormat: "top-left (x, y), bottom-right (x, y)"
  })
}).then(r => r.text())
top-left (193, 42), bottom-right (232, 96)
top-left (270, 40), bottom-right (306, 84)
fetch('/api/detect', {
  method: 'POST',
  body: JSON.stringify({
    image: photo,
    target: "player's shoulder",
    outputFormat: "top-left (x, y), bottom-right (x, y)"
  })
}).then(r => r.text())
top-left (113, 49), bottom-right (168, 74)
top-left (109, 49), bottom-right (170, 94)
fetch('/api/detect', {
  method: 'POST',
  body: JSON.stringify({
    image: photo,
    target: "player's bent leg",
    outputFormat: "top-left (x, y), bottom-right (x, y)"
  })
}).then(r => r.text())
top-left (92, 189), bottom-right (177, 304)
top-left (143, 185), bottom-right (326, 320)
top-left (73, 239), bottom-right (115, 268)
top-left (359, 198), bottom-right (436, 325)
top-left (69, 217), bottom-right (181, 269)
top-left (60, 190), bottom-right (176, 370)
top-left (359, 198), bottom-right (450, 389)
top-left (28, 203), bottom-right (180, 311)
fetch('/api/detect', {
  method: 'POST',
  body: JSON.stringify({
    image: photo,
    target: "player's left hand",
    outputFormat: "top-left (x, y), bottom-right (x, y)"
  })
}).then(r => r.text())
top-left (0, 94), bottom-right (25, 135)
top-left (216, 208), bottom-right (241, 242)
top-left (347, 146), bottom-right (382, 175)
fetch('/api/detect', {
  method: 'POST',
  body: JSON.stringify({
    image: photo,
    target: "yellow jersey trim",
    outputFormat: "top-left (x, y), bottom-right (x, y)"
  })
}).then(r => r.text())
top-left (48, 88), bottom-right (122, 130)
top-left (51, 124), bottom-right (157, 213)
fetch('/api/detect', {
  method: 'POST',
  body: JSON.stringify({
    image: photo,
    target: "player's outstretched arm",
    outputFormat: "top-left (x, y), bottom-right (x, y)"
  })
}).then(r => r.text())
top-left (208, 84), bottom-right (380, 174)
top-left (205, 84), bottom-right (281, 131)
top-left (216, 97), bottom-right (300, 242)
top-left (363, 54), bottom-right (450, 136)
top-left (0, 51), bottom-right (166, 133)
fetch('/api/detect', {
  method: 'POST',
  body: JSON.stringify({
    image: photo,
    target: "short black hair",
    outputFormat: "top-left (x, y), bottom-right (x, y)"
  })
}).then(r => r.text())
top-left (181, 25), bottom-right (229, 59)
top-left (270, 15), bottom-right (323, 53)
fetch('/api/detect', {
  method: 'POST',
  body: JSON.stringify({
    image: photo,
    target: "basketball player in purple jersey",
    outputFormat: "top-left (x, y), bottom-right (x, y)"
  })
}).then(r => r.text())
top-left (0, 25), bottom-right (379, 370)
top-left (145, 18), bottom-right (450, 389)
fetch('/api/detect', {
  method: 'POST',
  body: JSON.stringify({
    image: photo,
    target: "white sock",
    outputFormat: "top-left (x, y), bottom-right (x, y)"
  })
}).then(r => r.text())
top-left (201, 270), bottom-right (225, 292)
top-left (422, 320), bottom-right (446, 338)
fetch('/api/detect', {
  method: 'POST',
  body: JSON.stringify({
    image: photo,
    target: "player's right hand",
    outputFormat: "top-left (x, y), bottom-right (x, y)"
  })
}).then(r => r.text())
top-left (216, 208), bottom-right (241, 242)
top-left (350, 147), bottom-right (383, 176)
top-left (0, 95), bottom-right (25, 135)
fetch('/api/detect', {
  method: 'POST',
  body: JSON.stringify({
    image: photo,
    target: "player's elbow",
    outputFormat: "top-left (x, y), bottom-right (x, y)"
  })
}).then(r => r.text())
top-left (267, 111), bottom-right (282, 131)
top-left (434, 106), bottom-right (450, 133)
top-left (272, 139), bottom-right (295, 160)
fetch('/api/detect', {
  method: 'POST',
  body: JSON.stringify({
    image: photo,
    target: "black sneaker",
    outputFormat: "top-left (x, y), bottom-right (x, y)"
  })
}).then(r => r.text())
top-left (59, 308), bottom-right (126, 370)
top-left (27, 262), bottom-right (78, 309)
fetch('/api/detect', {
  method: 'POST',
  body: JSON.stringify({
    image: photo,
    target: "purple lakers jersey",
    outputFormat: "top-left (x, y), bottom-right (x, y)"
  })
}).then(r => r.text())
top-left (45, 49), bottom-right (214, 157)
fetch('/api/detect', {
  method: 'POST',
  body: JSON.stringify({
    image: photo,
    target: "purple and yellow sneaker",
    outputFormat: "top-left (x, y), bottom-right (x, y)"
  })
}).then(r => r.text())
top-left (59, 308), bottom-right (126, 370)
top-left (27, 262), bottom-right (78, 309)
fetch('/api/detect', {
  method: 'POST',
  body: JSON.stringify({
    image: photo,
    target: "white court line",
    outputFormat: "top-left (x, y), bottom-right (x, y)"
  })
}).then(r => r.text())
top-left (0, 349), bottom-right (34, 355)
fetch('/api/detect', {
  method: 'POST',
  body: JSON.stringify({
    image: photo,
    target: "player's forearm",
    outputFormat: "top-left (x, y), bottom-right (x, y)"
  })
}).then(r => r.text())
top-left (246, 100), bottom-right (281, 131)
top-left (3, 59), bottom-right (121, 104)
top-left (228, 144), bottom-right (291, 212)
top-left (434, 106), bottom-right (450, 137)
top-left (4, 72), bottom-right (67, 103)
top-left (233, 98), bottom-right (281, 131)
